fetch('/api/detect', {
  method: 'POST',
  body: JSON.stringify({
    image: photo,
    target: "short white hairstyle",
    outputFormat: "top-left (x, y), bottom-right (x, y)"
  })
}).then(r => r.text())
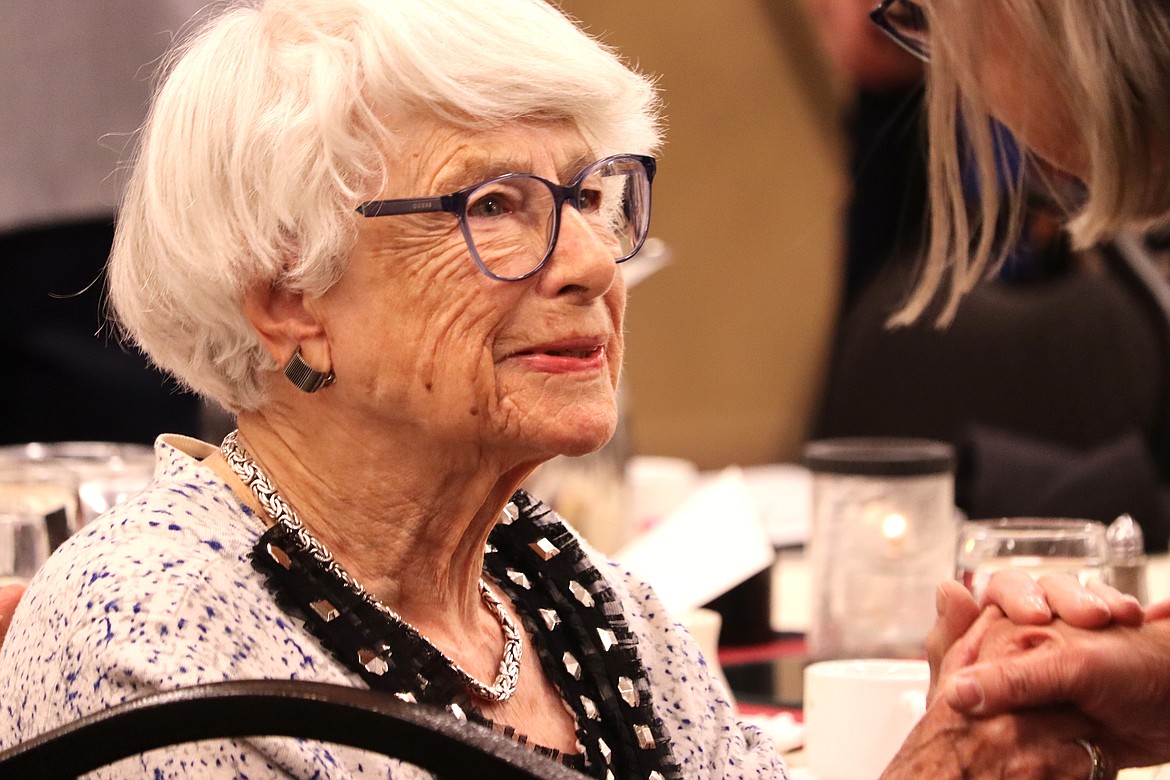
top-left (109, 0), bottom-right (662, 411)
top-left (893, 0), bottom-right (1170, 326)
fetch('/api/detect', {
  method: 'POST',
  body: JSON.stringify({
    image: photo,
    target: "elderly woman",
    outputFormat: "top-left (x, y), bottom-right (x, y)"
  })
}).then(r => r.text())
top-left (0, 0), bottom-right (1149, 777)
top-left (865, 0), bottom-right (1170, 777)
top-left (0, 1), bottom-right (786, 777)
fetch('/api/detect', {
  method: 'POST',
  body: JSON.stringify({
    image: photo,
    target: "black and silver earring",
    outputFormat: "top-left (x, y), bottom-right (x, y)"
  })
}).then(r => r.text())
top-left (284, 348), bottom-right (335, 393)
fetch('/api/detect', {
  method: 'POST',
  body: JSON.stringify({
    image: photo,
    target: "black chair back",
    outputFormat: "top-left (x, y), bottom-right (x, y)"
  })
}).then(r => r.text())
top-left (0, 679), bottom-right (588, 779)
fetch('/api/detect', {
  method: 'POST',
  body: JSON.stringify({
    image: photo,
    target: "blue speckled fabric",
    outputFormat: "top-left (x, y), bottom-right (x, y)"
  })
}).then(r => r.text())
top-left (0, 435), bottom-right (787, 778)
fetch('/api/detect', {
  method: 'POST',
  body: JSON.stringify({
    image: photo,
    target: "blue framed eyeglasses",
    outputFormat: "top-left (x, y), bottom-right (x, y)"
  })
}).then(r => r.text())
top-left (870, 0), bottom-right (929, 62)
top-left (356, 154), bottom-right (657, 282)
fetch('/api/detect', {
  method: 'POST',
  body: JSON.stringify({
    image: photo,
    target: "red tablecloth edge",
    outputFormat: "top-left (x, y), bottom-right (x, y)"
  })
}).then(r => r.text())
top-left (718, 634), bottom-right (806, 666)
top-left (735, 701), bottom-right (803, 722)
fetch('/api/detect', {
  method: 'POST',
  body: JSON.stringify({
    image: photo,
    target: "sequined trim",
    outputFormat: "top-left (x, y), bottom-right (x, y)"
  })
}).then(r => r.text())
top-left (225, 431), bottom-right (521, 701)
top-left (485, 491), bottom-right (682, 779)
top-left (249, 484), bottom-right (680, 778)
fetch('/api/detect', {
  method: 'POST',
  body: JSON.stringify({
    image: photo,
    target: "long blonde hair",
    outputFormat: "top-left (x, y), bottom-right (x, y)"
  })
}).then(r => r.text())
top-left (894, 0), bottom-right (1170, 326)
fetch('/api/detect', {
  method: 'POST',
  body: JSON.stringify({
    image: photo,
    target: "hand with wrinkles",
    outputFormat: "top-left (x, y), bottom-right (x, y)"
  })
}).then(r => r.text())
top-left (937, 595), bottom-right (1170, 769)
top-left (921, 570), bottom-right (1170, 770)
top-left (926, 571), bottom-right (1144, 695)
top-left (879, 605), bottom-right (1106, 779)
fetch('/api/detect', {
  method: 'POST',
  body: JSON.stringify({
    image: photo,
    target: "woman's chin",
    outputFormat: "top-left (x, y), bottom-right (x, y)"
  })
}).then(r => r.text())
top-left (555, 438), bottom-right (612, 459)
top-left (541, 418), bottom-right (617, 459)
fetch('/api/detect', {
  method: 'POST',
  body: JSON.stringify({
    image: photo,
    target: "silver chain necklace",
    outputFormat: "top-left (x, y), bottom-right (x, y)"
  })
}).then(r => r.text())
top-left (220, 430), bottom-right (523, 702)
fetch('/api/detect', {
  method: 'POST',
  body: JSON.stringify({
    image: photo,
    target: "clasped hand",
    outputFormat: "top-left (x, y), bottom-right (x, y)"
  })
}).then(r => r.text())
top-left (925, 571), bottom-right (1170, 771)
top-left (881, 572), bottom-right (1170, 778)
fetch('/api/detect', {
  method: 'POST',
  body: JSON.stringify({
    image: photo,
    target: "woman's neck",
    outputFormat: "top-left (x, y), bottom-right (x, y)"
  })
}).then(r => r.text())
top-left (213, 409), bottom-right (536, 637)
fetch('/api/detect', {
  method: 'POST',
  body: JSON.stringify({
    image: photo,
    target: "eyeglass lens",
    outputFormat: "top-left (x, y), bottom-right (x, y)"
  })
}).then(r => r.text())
top-left (885, 0), bottom-right (929, 58)
top-left (462, 156), bottom-right (651, 281)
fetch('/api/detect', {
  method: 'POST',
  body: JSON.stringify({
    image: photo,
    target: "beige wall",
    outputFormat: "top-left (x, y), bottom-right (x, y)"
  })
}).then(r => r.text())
top-left (558, 0), bottom-right (847, 468)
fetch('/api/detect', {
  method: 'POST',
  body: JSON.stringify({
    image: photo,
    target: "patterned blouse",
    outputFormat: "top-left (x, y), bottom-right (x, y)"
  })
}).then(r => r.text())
top-left (0, 435), bottom-right (787, 778)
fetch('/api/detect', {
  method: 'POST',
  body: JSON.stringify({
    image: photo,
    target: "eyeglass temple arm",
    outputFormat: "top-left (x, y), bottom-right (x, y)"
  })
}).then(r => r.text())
top-left (355, 195), bottom-right (455, 218)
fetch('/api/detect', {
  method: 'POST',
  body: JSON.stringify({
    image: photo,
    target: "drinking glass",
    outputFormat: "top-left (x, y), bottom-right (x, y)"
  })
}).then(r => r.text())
top-left (956, 518), bottom-right (1110, 599)
top-left (0, 504), bottom-right (51, 586)
top-left (0, 442), bottom-right (154, 526)
top-left (0, 464), bottom-right (81, 551)
top-left (805, 438), bottom-right (956, 659)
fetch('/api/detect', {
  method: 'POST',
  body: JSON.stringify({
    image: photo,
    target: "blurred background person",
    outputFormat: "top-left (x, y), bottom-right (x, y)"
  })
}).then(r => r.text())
top-left (802, 0), bottom-right (927, 307)
top-left (1, 1), bottom-right (210, 445)
top-left (802, 0), bottom-right (1170, 552)
top-left (869, 0), bottom-right (1170, 772)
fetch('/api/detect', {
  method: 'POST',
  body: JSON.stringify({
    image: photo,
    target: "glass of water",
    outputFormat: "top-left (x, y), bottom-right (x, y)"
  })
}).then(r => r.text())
top-left (0, 465), bottom-right (81, 551)
top-left (0, 442), bottom-right (154, 526)
top-left (0, 505), bottom-right (50, 587)
top-left (956, 518), bottom-right (1110, 599)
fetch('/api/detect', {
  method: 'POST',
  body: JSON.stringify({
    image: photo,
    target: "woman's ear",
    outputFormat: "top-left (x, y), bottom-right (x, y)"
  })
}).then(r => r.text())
top-left (242, 283), bottom-right (330, 372)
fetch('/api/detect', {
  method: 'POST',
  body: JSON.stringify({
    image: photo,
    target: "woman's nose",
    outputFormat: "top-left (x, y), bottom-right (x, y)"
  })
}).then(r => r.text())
top-left (536, 206), bottom-right (618, 300)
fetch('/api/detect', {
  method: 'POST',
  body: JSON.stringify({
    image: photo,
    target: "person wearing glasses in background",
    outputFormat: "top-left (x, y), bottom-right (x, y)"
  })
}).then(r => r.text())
top-left (867, 0), bottom-right (1170, 778)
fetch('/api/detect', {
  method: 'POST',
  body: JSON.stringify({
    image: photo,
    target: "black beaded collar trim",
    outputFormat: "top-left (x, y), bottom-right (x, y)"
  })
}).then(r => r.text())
top-left (222, 430), bottom-right (521, 702)
top-left (249, 490), bottom-right (680, 780)
top-left (484, 492), bottom-right (680, 780)
top-left (250, 519), bottom-right (579, 767)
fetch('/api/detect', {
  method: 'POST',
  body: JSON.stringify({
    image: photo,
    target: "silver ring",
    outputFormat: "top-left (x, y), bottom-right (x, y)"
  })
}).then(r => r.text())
top-left (1076, 739), bottom-right (1112, 780)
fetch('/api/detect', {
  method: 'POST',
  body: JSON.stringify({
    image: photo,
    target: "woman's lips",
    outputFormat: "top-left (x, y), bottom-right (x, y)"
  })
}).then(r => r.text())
top-left (508, 340), bottom-right (607, 373)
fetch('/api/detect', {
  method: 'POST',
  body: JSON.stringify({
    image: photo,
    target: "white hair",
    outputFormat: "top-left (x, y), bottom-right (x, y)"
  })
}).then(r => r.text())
top-left (108, 0), bottom-right (662, 411)
top-left (893, 0), bottom-right (1170, 326)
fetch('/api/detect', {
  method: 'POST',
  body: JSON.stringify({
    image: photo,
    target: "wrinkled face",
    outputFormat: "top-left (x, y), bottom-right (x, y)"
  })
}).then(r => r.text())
top-left (312, 119), bottom-right (626, 464)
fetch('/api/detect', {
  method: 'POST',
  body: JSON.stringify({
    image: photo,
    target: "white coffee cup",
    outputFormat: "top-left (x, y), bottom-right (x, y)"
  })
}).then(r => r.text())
top-left (803, 659), bottom-right (929, 780)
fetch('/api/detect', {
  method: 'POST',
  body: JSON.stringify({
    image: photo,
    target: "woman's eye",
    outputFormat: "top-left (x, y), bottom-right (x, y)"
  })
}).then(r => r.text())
top-left (575, 188), bottom-right (603, 212)
top-left (467, 192), bottom-right (514, 219)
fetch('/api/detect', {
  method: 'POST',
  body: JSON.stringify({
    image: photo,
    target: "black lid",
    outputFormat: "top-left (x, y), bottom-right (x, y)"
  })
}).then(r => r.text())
top-left (803, 437), bottom-right (955, 477)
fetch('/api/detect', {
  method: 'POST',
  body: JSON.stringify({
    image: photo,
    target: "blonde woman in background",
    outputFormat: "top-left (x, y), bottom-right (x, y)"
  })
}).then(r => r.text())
top-left (876, 0), bottom-right (1170, 326)
top-left (868, 0), bottom-right (1170, 777)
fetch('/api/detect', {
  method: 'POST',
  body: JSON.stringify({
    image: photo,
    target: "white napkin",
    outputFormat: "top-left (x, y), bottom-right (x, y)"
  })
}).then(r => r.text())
top-left (615, 467), bottom-right (775, 615)
top-left (738, 464), bottom-right (812, 547)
